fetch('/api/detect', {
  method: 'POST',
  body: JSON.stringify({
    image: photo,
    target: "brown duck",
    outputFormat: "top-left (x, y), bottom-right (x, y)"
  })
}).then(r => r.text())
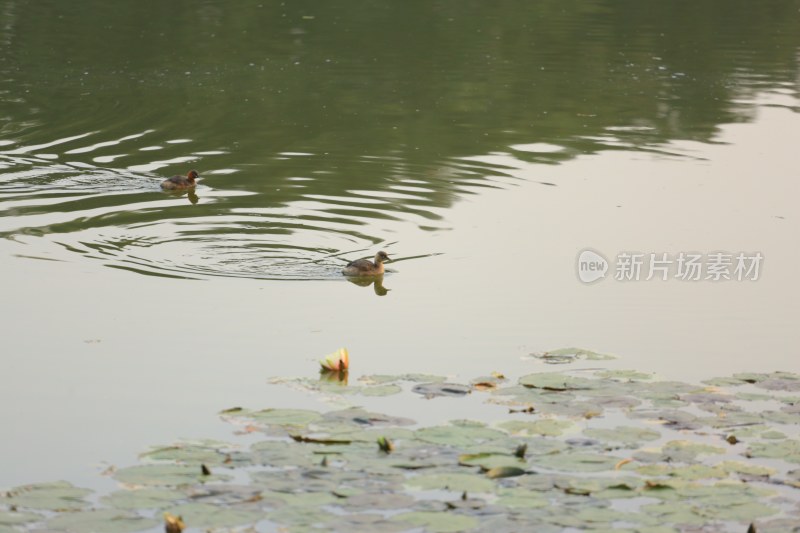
top-left (161, 170), bottom-right (199, 190)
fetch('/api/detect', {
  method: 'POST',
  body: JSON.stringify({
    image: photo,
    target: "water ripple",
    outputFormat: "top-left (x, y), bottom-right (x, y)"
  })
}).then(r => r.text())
top-left (0, 127), bottom-right (522, 279)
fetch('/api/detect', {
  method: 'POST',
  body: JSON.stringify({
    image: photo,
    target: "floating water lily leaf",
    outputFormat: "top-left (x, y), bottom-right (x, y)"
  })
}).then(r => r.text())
top-left (518, 372), bottom-right (599, 391)
top-left (720, 461), bottom-right (776, 477)
top-left (639, 501), bottom-right (709, 526)
top-left (595, 369), bottom-right (653, 381)
top-left (140, 440), bottom-right (235, 465)
top-left (530, 452), bottom-right (620, 473)
top-left (334, 492), bottom-right (415, 511)
top-left (498, 419), bottom-right (574, 437)
top-left (247, 408), bottom-right (324, 427)
top-left (406, 472), bottom-right (496, 493)
top-left (412, 382), bottom-right (471, 398)
top-left (2, 481), bottom-right (92, 511)
top-left (583, 426), bottom-right (660, 445)
top-left (101, 488), bottom-right (185, 510)
top-left (459, 453), bottom-right (525, 470)
top-left (746, 439), bottom-right (800, 463)
top-left (486, 466), bottom-right (526, 479)
top-left (47, 510), bottom-right (158, 533)
top-left (114, 464), bottom-right (230, 486)
top-left (320, 407), bottom-right (415, 428)
top-left (529, 347), bottom-right (616, 364)
top-left (247, 439), bottom-right (318, 468)
top-left (494, 487), bottom-right (550, 508)
top-left (660, 440), bottom-right (725, 462)
top-left (636, 464), bottom-right (728, 480)
top-left (359, 384), bottom-right (402, 396)
top-left (360, 373), bottom-right (447, 384)
top-left (415, 424), bottom-right (506, 447)
top-left (0, 511), bottom-right (40, 525)
top-left (391, 511), bottom-right (479, 532)
top-left (164, 503), bottom-right (264, 527)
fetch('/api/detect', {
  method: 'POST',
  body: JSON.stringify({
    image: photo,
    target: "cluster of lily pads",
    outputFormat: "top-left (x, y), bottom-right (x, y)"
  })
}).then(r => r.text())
top-left (3, 353), bottom-right (800, 532)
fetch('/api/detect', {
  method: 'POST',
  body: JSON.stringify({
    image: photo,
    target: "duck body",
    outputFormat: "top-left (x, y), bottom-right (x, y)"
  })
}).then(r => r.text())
top-left (342, 251), bottom-right (390, 276)
top-left (161, 170), bottom-right (199, 190)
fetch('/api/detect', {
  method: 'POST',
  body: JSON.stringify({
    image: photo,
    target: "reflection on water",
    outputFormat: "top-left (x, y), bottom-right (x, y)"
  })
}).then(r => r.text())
top-left (345, 275), bottom-right (390, 296)
top-left (0, 1), bottom-right (797, 279)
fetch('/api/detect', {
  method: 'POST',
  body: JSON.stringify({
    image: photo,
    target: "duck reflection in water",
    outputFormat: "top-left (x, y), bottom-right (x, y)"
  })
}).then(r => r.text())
top-left (345, 274), bottom-right (389, 296)
top-left (161, 188), bottom-right (199, 204)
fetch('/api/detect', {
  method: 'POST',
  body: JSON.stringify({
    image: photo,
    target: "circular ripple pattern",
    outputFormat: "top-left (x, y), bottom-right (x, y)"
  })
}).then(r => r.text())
top-left (0, 129), bottom-right (525, 280)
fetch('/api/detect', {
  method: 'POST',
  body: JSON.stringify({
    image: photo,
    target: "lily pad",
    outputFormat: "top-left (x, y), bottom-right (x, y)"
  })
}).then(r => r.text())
top-left (114, 464), bottom-right (230, 486)
top-left (0, 511), bottom-right (41, 525)
top-left (359, 384), bottom-right (403, 397)
top-left (392, 511), bottom-right (479, 533)
top-left (2, 481), bottom-right (92, 511)
top-left (164, 502), bottom-right (264, 527)
top-left (519, 372), bottom-right (599, 391)
top-left (415, 424), bottom-right (506, 447)
top-left (498, 419), bottom-right (574, 437)
top-left (412, 382), bottom-right (472, 398)
top-left (406, 472), bottom-right (496, 493)
top-left (530, 452), bottom-right (620, 473)
top-left (101, 488), bottom-right (185, 510)
top-left (746, 439), bottom-right (800, 463)
top-left (529, 347), bottom-right (616, 364)
top-left (47, 510), bottom-right (158, 533)
top-left (140, 440), bottom-right (235, 465)
top-left (583, 426), bottom-right (661, 445)
top-left (486, 466), bottom-right (527, 478)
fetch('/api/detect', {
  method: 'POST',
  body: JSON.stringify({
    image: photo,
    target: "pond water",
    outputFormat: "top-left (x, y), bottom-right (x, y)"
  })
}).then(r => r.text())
top-left (1, 0), bottom-right (799, 495)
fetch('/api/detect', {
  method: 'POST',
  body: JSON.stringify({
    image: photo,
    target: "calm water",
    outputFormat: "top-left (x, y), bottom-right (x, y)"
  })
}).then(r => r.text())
top-left (1, 1), bottom-right (799, 487)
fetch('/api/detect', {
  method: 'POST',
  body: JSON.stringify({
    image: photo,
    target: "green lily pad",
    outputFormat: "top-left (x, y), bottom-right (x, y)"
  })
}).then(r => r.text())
top-left (595, 369), bottom-right (654, 381)
top-left (101, 488), bottom-right (185, 510)
top-left (140, 440), bottom-right (235, 465)
top-left (406, 472), bottom-right (496, 493)
top-left (247, 408), bottom-right (324, 426)
top-left (486, 466), bottom-right (527, 478)
top-left (2, 481), bottom-right (92, 511)
top-left (529, 347), bottom-right (616, 364)
top-left (47, 510), bottom-right (158, 533)
top-left (360, 374), bottom-right (447, 384)
top-left (392, 511), bottom-right (479, 532)
top-left (583, 426), bottom-right (661, 445)
top-left (412, 382), bottom-right (471, 398)
top-left (114, 464), bottom-right (230, 486)
top-left (746, 439), bottom-right (800, 463)
top-left (165, 502), bottom-right (264, 527)
top-left (415, 424), bottom-right (506, 447)
top-left (530, 452), bottom-right (620, 472)
top-left (359, 384), bottom-right (403, 396)
top-left (498, 419), bottom-right (574, 437)
top-left (636, 464), bottom-right (728, 480)
top-left (495, 487), bottom-right (550, 508)
top-left (459, 452), bottom-right (526, 470)
top-left (720, 461), bottom-right (776, 477)
top-left (0, 511), bottom-right (41, 525)
top-left (519, 372), bottom-right (599, 391)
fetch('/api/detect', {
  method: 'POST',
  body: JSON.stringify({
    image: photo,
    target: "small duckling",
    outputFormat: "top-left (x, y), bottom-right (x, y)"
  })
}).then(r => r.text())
top-left (161, 170), bottom-right (199, 190)
top-left (342, 251), bottom-right (390, 276)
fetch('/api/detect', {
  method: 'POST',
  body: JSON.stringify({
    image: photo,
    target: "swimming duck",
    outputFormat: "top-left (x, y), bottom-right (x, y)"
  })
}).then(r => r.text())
top-left (161, 170), bottom-right (199, 190)
top-left (342, 251), bottom-right (390, 276)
